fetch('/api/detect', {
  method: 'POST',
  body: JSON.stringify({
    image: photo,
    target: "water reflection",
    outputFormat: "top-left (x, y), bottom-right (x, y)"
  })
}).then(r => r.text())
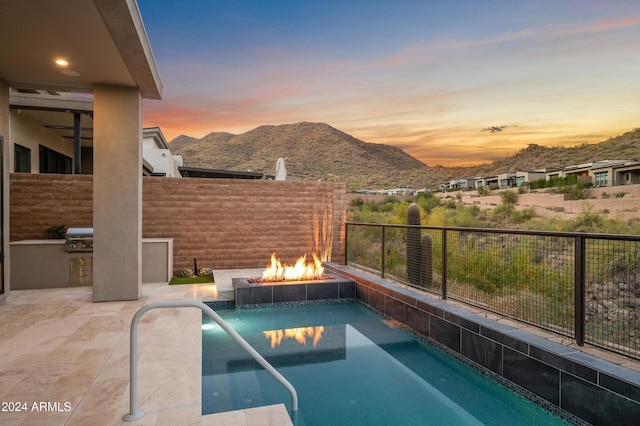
top-left (264, 326), bottom-right (325, 348)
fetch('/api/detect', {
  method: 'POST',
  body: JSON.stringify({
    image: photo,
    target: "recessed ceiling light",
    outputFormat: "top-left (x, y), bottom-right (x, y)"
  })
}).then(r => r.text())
top-left (55, 59), bottom-right (69, 66)
top-left (62, 69), bottom-right (80, 77)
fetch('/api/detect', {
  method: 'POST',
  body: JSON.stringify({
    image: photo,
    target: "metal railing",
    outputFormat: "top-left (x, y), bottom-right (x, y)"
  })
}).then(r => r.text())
top-left (122, 301), bottom-right (298, 422)
top-left (346, 222), bottom-right (640, 359)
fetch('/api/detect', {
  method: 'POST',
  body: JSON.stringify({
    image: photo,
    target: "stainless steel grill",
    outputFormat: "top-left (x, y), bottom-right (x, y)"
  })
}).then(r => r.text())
top-left (64, 227), bottom-right (93, 252)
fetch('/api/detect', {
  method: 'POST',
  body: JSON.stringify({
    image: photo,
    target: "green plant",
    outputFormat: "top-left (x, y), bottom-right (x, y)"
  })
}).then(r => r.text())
top-left (45, 224), bottom-right (65, 239)
top-left (500, 190), bottom-right (518, 205)
top-left (443, 199), bottom-right (457, 209)
top-left (176, 268), bottom-right (195, 278)
top-left (414, 193), bottom-right (441, 213)
top-left (477, 186), bottom-right (491, 196)
top-left (349, 197), bottom-right (364, 208)
top-left (199, 267), bottom-right (214, 277)
top-left (553, 181), bottom-right (588, 200)
top-left (406, 203), bottom-right (422, 286)
top-left (601, 192), bottom-right (610, 199)
top-left (169, 275), bottom-right (214, 285)
top-left (615, 192), bottom-right (627, 198)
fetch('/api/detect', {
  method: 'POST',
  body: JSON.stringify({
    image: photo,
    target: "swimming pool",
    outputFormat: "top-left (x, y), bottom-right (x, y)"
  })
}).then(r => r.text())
top-left (202, 302), bottom-right (568, 425)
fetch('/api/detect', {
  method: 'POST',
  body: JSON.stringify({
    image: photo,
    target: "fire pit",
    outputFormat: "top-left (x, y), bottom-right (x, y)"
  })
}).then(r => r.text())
top-left (232, 253), bottom-right (355, 307)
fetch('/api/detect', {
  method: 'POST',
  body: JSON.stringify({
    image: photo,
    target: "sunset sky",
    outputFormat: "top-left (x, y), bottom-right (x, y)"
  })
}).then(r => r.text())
top-left (137, 0), bottom-right (640, 167)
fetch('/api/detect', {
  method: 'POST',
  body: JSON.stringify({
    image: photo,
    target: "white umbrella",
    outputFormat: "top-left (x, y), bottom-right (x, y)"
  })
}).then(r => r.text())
top-left (275, 157), bottom-right (287, 180)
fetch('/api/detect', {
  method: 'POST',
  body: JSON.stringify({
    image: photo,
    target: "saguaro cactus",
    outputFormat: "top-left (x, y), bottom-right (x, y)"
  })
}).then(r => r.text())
top-left (406, 202), bottom-right (433, 287)
top-left (406, 203), bottom-right (422, 286)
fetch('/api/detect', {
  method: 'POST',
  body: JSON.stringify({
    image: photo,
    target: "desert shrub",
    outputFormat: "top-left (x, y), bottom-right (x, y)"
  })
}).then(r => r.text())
top-left (601, 192), bottom-right (610, 199)
top-left (349, 197), bottom-right (364, 208)
top-left (567, 211), bottom-right (604, 232)
top-left (452, 206), bottom-right (483, 227)
top-left (615, 192), bottom-right (627, 198)
top-left (500, 190), bottom-right (518, 204)
top-left (529, 178), bottom-right (548, 189)
top-left (492, 202), bottom-right (515, 219)
top-left (443, 199), bottom-right (457, 209)
top-left (510, 207), bottom-right (536, 224)
top-left (553, 181), bottom-right (588, 200)
top-left (414, 193), bottom-right (441, 213)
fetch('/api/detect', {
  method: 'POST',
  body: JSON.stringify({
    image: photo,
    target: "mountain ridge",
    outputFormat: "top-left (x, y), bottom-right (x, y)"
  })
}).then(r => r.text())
top-left (170, 122), bottom-right (430, 190)
top-left (169, 123), bottom-right (640, 190)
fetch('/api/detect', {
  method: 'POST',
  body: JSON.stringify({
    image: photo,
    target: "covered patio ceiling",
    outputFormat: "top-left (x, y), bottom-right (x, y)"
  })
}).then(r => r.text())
top-left (0, 0), bottom-right (162, 146)
top-left (0, 0), bottom-right (161, 98)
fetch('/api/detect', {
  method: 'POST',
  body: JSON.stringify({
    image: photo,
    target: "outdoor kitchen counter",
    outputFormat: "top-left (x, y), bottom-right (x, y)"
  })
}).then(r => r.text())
top-left (9, 238), bottom-right (173, 290)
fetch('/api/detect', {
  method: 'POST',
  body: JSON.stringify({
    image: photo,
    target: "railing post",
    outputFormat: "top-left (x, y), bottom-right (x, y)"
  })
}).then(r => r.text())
top-left (381, 225), bottom-right (386, 278)
top-left (344, 223), bottom-right (349, 265)
top-left (575, 235), bottom-right (585, 346)
top-left (122, 304), bottom-right (150, 422)
top-left (441, 229), bottom-right (447, 300)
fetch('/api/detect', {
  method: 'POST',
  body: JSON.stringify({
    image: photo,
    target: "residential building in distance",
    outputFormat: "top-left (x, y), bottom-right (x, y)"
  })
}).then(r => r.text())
top-left (443, 159), bottom-right (640, 191)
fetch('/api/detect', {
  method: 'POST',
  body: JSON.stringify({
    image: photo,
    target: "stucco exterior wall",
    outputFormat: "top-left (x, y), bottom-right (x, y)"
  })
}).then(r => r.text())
top-left (9, 110), bottom-right (73, 173)
top-left (10, 174), bottom-right (347, 273)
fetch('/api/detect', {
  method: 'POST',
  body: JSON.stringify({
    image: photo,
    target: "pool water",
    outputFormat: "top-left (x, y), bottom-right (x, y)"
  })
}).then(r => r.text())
top-left (202, 302), bottom-right (567, 425)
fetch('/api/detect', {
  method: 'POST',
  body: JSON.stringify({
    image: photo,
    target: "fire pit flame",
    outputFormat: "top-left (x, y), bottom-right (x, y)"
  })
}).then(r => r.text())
top-left (262, 252), bottom-right (325, 282)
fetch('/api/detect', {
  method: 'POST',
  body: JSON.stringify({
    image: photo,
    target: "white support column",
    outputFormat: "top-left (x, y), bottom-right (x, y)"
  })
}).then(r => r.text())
top-left (93, 84), bottom-right (142, 302)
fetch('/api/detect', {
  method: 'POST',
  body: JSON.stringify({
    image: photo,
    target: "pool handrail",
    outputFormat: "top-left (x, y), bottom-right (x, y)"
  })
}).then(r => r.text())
top-left (122, 300), bottom-right (299, 422)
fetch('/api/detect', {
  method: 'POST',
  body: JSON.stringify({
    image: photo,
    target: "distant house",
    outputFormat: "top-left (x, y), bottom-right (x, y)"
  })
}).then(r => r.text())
top-left (515, 170), bottom-right (546, 187)
top-left (475, 175), bottom-right (499, 190)
top-left (589, 160), bottom-right (640, 187)
top-left (379, 187), bottom-right (415, 196)
top-left (562, 160), bottom-right (628, 185)
top-left (497, 172), bottom-right (517, 189)
top-left (143, 127), bottom-right (183, 177)
top-left (542, 168), bottom-right (564, 180)
top-left (444, 159), bottom-right (640, 192)
top-left (440, 179), bottom-right (471, 192)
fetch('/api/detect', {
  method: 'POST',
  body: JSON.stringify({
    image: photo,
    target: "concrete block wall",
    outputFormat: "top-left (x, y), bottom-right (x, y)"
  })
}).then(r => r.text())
top-left (10, 174), bottom-right (93, 240)
top-left (10, 174), bottom-right (346, 274)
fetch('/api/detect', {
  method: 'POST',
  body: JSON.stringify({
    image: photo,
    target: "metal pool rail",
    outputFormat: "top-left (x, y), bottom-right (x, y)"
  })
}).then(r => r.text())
top-left (122, 301), bottom-right (299, 422)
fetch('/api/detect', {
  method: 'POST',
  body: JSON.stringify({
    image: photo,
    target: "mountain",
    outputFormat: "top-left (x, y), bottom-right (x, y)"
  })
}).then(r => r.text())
top-left (168, 134), bottom-right (200, 151)
top-left (463, 128), bottom-right (640, 178)
top-left (169, 122), bottom-right (431, 190)
top-left (170, 123), bottom-right (640, 191)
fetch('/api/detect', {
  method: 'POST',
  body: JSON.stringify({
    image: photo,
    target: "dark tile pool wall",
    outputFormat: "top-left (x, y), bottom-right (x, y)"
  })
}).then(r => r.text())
top-left (233, 275), bottom-right (356, 306)
top-left (324, 263), bottom-right (640, 426)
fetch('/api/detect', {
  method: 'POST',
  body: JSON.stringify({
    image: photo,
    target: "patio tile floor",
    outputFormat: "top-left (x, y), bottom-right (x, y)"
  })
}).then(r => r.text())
top-left (0, 270), bottom-right (291, 426)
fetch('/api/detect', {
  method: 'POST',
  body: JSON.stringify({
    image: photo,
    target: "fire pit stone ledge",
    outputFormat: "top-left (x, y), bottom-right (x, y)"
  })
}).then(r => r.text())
top-left (232, 272), bottom-right (355, 307)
